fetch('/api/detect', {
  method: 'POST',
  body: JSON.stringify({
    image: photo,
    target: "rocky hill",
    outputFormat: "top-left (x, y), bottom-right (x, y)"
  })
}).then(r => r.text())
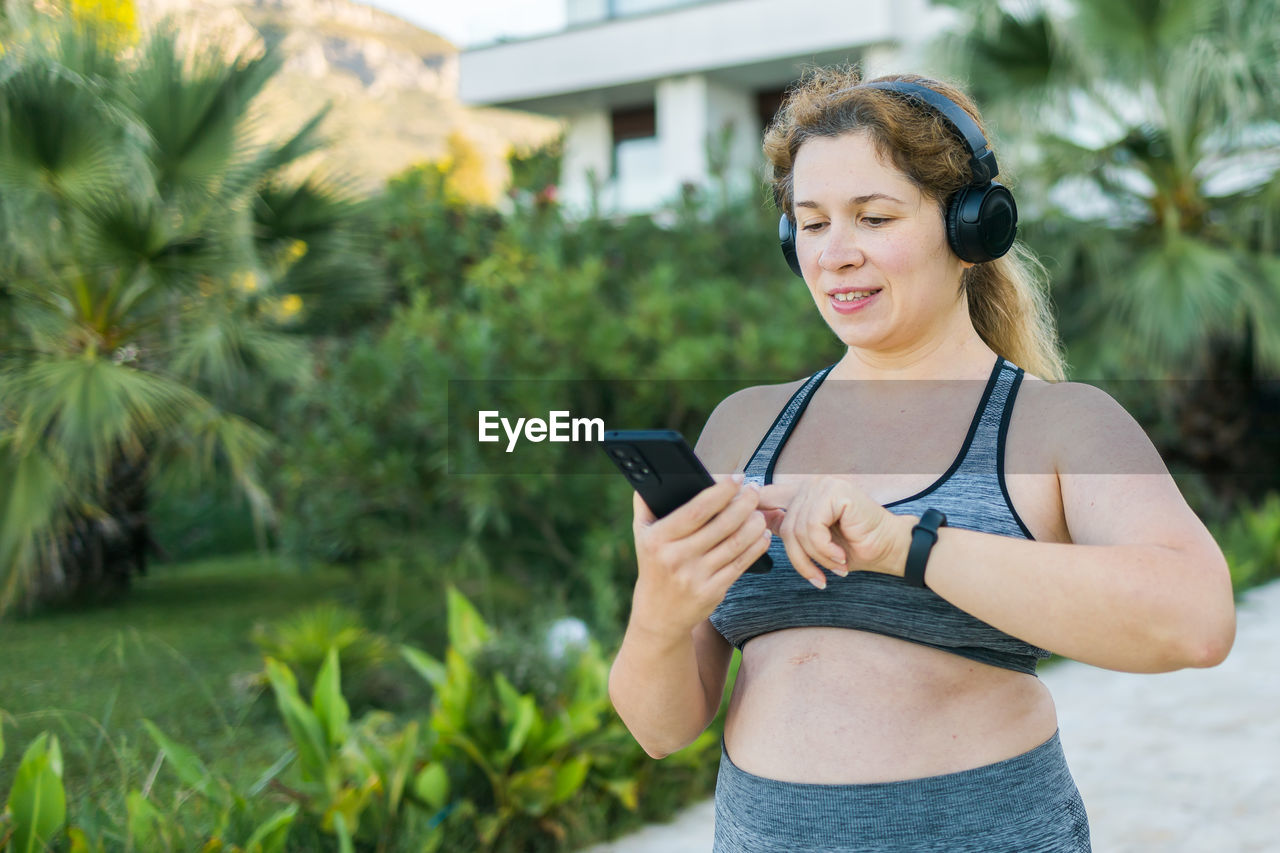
top-left (133, 0), bottom-right (562, 194)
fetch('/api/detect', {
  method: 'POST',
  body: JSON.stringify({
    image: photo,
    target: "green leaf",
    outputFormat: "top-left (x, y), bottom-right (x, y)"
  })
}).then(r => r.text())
top-left (44, 732), bottom-right (61, 779)
top-left (0, 59), bottom-right (130, 201)
top-left (412, 763), bottom-right (449, 811)
top-left (263, 658), bottom-right (330, 782)
top-left (551, 755), bottom-right (591, 806)
top-left (322, 776), bottom-right (376, 840)
top-left (507, 764), bottom-right (557, 817)
top-left (493, 674), bottom-right (537, 766)
top-left (492, 671), bottom-right (522, 721)
top-left (7, 732), bottom-right (67, 853)
top-left (385, 720), bottom-right (418, 816)
top-left (432, 647), bottom-right (474, 736)
top-left (400, 644), bottom-right (446, 690)
top-left (247, 747), bottom-right (297, 797)
top-left (419, 824), bottom-right (446, 853)
top-left (243, 804), bottom-right (298, 853)
top-left (125, 791), bottom-right (167, 852)
top-left (141, 720), bottom-right (228, 806)
top-left (0, 440), bottom-right (73, 613)
top-left (14, 357), bottom-right (209, 484)
top-left (445, 585), bottom-right (494, 658)
top-left (600, 776), bottom-right (639, 811)
top-left (67, 826), bottom-right (103, 853)
top-left (533, 713), bottom-right (572, 757)
top-left (475, 807), bottom-right (514, 846)
top-left (332, 812), bottom-right (355, 853)
top-left (438, 730), bottom-right (494, 780)
top-left (311, 646), bottom-right (349, 750)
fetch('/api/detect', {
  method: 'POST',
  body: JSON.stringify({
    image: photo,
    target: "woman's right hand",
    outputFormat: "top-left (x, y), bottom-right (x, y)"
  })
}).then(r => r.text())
top-left (628, 476), bottom-right (773, 640)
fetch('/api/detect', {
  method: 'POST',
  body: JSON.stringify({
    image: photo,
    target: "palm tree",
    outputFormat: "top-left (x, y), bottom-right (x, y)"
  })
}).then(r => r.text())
top-left (937, 0), bottom-right (1280, 507)
top-left (0, 9), bottom-right (384, 611)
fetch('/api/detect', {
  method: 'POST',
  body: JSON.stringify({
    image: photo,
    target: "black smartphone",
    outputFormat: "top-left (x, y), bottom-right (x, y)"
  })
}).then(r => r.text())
top-left (602, 429), bottom-right (772, 574)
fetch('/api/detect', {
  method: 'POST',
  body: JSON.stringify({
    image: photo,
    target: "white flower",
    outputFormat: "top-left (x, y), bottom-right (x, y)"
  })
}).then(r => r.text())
top-left (544, 617), bottom-right (590, 661)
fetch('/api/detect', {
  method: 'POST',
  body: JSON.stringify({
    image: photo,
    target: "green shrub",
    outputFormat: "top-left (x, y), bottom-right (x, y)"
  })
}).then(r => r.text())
top-left (250, 604), bottom-right (394, 704)
top-left (0, 725), bottom-right (298, 853)
top-left (400, 585), bottom-right (721, 852)
top-left (1215, 492), bottom-right (1280, 594)
top-left (262, 648), bottom-right (448, 851)
top-left (1, 582), bottom-right (730, 853)
top-left (274, 171), bottom-right (827, 644)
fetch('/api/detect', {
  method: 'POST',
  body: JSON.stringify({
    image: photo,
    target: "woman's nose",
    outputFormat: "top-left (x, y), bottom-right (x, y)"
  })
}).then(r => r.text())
top-left (818, 225), bottom-right (865, 271)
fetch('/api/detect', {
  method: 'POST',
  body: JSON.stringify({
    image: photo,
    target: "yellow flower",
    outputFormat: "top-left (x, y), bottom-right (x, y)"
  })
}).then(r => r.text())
top-left (279, 294), bottom-right (303, 318)
top-left (70, 0), bottom-right (140, 48)
top-left (232, 271), bottom-right (259, 293)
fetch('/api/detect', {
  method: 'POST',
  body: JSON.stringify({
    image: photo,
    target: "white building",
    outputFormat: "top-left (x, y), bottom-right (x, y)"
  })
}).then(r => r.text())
top-left (459, 0), bottom-right (952, 214)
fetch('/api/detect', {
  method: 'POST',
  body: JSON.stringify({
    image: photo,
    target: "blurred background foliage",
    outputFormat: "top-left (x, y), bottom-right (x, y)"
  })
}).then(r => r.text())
top-left (940, 0), bottom-right (1280, 506)
top-left (1, 0), bottom-right (1278, 849)
top-left (0, 0), bottom-right (388, 611)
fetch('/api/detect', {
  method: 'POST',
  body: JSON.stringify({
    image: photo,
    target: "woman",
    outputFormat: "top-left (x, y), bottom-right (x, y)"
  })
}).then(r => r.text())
top-left (606, 66), bottom-right (1236, 852)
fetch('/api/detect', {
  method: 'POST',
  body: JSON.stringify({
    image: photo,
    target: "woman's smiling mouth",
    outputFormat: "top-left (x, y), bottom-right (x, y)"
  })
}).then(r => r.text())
top-left (828, 288), bottom-right (882, 312)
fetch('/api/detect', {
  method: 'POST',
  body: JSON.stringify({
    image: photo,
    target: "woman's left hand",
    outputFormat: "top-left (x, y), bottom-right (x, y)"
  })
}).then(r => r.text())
top-left (756, 475), bottom-right (916, 587)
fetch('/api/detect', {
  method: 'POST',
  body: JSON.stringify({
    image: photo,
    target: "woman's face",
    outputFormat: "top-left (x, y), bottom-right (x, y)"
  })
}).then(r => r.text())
top-left (791, 131), bottom-right (971, 353)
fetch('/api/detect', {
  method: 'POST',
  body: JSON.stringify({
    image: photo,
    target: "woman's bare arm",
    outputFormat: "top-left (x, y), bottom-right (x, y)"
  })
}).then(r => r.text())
top-left (608, 387), bottom-right (771, 757)
top-left (901, 382), bottom-right (1235, 672)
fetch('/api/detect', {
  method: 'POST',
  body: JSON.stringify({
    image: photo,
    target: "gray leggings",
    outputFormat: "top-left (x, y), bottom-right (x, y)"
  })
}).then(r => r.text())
top-left (714, 729), bottom-right (1091, 852)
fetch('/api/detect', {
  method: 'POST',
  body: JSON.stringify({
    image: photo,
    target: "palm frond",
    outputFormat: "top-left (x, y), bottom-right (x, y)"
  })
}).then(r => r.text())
top-left (1108, 236), bottom-right (1246, 371)
top-left (78, 189), bottom-right (170, 268)
top-left (150, 403), bottom-right (276, 526)
top-left (0, 436), bottom-right (74, 613)
top-left (256, 105), bottom-right (334, 179)
top-left (11, 354), bottom-right (208, 482)
top-left (0, 59), bottom-right (136, 204)
top-left (170, 308), bottom-right (313, 390)
top-left (1070, 0), bottom-right (1214, 72)
top-left (1238, 254), bottom-right (1280, 370)
top-left (131, 25), bottom-right (283, 198)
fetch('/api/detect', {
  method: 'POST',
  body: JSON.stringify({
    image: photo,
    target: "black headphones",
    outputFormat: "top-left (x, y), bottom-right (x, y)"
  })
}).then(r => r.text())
top-left (778, 81), bottom-right (1018, 276)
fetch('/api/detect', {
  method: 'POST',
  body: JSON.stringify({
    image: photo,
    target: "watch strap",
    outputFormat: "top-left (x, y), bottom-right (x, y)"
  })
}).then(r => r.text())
top-left (904, 508), bottom-right (947, 588)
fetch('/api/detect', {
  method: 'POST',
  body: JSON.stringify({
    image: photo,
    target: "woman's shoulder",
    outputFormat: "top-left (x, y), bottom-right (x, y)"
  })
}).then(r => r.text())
top-left (1015, 369), bottom-right (1125, 418)
top-left (695, 376), bottom-right (812, 475)
top-left (1012, 370), bottom-right (1160, 476)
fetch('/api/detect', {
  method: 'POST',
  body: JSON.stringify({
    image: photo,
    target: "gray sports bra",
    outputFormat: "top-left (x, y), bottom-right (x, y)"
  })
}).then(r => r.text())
top-left (708, 356), bottom-right (1053, 675)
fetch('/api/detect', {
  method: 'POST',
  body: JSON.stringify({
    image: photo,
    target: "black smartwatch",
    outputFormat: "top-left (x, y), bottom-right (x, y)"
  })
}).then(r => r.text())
top-left (904, 509), bottom-right (947, 588)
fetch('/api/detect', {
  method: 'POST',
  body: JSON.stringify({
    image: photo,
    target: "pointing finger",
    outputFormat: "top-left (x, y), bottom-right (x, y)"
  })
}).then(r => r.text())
top-left (756, 482), bottom-right (798, 511)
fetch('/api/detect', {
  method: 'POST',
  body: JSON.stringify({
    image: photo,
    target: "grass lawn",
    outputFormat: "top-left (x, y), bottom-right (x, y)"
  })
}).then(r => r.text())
top-left (0, 553), bottom-right (366, 803)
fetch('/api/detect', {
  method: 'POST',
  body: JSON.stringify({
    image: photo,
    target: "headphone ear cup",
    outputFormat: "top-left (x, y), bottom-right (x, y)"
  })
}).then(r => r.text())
top-left (946, 182), bottom-right (1018, 264)
top-left (778, 213), bottom-right (803, 277)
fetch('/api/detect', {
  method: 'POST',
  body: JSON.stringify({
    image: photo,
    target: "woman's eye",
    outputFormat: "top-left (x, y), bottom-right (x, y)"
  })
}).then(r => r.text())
top-left (863, 216), bottom-right (889, 226)
top-left (802, 222), bottom-right (826, 232)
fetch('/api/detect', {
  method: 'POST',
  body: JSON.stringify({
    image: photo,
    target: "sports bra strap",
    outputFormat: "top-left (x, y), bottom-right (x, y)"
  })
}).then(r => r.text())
top-left (742, 364), bottom-right (837, 483)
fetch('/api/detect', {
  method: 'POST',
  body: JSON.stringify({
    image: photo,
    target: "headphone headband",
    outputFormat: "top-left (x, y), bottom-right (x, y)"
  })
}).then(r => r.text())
top-left (857, 81), bottom-right (999, 185)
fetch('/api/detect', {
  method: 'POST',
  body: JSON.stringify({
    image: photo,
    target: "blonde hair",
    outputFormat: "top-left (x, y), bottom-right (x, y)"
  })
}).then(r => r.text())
top-left (764, 65), bottom-right (1067, 381)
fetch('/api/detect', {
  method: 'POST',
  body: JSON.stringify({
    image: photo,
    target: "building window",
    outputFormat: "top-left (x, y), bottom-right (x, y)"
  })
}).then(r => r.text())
top-left (611, 105), bottom-right (656, 145)
top-left (610, 103), bottom-right (663, 210)
top-left (611, 104), bottom-right (657, 179)
top-left (756, 88), bottom-right (787, 135)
